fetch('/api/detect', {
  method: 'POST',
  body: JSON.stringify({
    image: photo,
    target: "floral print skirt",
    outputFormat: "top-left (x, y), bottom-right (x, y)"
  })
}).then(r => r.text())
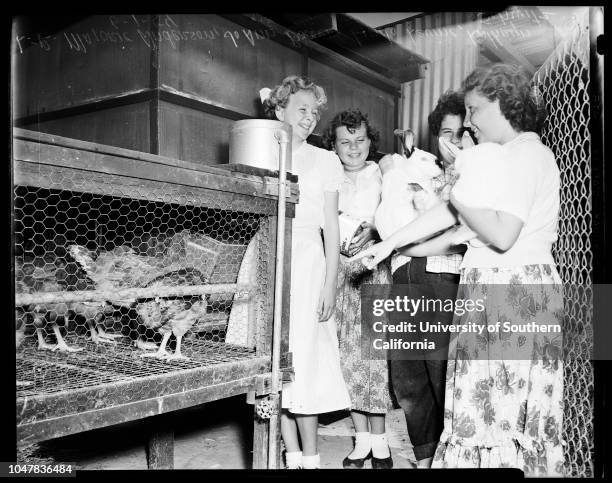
top-left (335, 255), bottom-right (394, 414)
top-left (432, 264), bottom-right (565, 476)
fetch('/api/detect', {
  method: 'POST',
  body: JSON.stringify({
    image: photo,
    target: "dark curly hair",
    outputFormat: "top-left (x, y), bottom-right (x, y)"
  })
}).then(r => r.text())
top-left (261, 75), bottom-right (327, 120)
top-left (462, 63), bottom-right (547, 134)
top-left (427, 90), bottom-right (466, 137)
top-left (321, 108), bottom-right (380, 157)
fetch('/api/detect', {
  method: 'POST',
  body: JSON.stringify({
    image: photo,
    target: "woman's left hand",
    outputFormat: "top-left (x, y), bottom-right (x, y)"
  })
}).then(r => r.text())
top-left (317, 282), bottom-right (337, 322)
top-left (348, 222), bottom-right (377, 256)
top-left (347, 239), bottom-right (394, 270)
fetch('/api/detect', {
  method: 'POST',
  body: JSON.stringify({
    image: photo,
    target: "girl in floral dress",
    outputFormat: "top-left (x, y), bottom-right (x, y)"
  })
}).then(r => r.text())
top-left (351, 63), bottom-right (564, 476)
top-left (322, 109), bottom-right (394, 469)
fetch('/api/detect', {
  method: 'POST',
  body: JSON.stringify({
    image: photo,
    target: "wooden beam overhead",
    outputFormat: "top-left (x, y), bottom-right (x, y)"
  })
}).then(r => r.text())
top-left (478, 36), bottom-right (537, 74)
top-left (241, 13), bottom-right (429, 84)
top-left (220, 13), bottom-right (404, 93)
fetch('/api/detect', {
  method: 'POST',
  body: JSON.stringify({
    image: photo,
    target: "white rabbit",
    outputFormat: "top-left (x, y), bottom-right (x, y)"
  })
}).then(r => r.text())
top-left (375, 129), bottom-right (443, 240)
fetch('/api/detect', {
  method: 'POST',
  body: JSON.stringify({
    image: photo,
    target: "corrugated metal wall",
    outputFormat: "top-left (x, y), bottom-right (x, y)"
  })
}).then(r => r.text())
top-left (382, 12), bottom-right (480, 152)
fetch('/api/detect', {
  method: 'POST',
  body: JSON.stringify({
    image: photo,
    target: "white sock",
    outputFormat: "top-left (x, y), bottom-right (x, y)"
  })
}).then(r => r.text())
top-left (371, 433), bottom-right (391, 458)
top-left (285, 450), bottom-right (303, 469)
top-left (302, 453), bottom-right (320, 469)
top-left (348, 431), bottom-right (371, 459)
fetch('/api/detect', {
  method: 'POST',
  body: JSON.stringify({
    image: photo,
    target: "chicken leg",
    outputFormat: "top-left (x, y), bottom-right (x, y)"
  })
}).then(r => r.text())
top-left (50, 322), bottom-right (83, 353)
top-left (34, 309), bottom-right (83, 353)
top-left (139, 329), bottom-right (173, 359)
top-left (163, 332), bottom-right (188, 360)
top-left (72, 302), bottom-right (122, 344)
top-left (134, 338), bottom-right (159, 351)
top-left (87, 312), bottom-right (124, 344)
top-left (162, 303), bottom-right (205, 361)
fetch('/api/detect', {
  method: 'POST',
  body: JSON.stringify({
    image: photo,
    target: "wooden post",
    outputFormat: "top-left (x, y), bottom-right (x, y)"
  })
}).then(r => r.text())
top-left (252, 398), bottom-right (270, 469)
top-left (268, 393), bottom-right (282, 470)
top-left (146, 414), bottom-right (174, 469)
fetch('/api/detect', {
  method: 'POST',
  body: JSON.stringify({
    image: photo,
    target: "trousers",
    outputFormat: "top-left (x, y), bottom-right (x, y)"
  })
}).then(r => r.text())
top-left (389, 257), bottom-right (460, 461)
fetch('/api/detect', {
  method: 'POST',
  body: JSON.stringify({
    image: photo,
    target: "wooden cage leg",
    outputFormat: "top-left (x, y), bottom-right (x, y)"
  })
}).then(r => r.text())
top-left (268, 411), bottom-right (282, 469)
top-left (146, 415), bottom-right (175, 469)
top-left (265, 393), bottom-right (283, 469)
top-left (252, 402), bottom-right (270, 469)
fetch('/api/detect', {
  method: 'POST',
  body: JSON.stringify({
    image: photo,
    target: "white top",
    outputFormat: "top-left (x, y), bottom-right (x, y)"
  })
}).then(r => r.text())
top-left (452, 142), bottom-right (512, 212)
top-left (338, 161), bottom-right (382, 223)
top-left (292, 142), bottom-right (344, 230)
top-left (452, 142), bottom-right (511, 248)
top-left (457, 132), bottom-right (560, 268)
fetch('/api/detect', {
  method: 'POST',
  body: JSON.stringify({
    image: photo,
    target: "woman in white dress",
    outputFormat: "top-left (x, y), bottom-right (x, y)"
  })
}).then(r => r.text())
top-left (262, 76), bottom-right (351, 469)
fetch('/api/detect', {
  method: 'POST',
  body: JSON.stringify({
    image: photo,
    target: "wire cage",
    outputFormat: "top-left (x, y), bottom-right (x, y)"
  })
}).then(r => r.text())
top-left (531, 7), bottom-right (601, 478)
top-left (12, 128), bottom-right (296, 467)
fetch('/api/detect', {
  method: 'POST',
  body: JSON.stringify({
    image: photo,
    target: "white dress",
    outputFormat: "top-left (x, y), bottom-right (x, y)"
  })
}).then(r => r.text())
top-left (281, 142), bottom-right (351, 415)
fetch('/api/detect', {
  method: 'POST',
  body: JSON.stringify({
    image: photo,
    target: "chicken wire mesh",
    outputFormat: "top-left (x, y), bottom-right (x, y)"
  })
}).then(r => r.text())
top-left (532, 11), bottom-right (594, 478)
top-left (14, 164), bottom-right (277, 406)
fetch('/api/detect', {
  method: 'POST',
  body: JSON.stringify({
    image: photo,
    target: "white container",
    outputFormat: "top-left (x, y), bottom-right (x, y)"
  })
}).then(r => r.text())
top-left (229, 119), bottom-right (292, 172)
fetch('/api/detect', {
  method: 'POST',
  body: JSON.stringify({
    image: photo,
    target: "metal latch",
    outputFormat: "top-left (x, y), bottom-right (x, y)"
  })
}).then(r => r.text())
top-left (262, 176), bottom-right (296, 199)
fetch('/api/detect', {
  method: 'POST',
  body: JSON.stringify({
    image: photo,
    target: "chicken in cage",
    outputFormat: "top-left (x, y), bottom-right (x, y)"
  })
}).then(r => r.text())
top-left (66, 237), bottom-right (214, 354)
top-left (15, 256), bottom-right (83, 353)
top-left (14, 183), bottom-right (258, 358)
top-left (15, 189), bottom-right (268, 388)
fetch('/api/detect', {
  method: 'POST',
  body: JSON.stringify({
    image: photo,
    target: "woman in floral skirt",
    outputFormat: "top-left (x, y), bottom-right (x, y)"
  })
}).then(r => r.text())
top-left (352, 63), bottom-right (565, 476)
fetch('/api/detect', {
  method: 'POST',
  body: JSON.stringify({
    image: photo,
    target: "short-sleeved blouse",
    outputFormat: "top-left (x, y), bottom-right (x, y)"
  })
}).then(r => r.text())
top-left (292, 142), bottom-right (344, 229)
top-left (338, 161), bottom-right (382, 224)
top-left (458, 132), bottom-right (560, 268)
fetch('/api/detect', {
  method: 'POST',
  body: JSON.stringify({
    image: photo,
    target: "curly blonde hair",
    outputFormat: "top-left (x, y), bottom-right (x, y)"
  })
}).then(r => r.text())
top-left (262, 75), bottom-right (327, 119)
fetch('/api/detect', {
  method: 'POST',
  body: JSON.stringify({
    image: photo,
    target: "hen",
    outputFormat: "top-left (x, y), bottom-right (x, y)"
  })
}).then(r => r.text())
top-left (139, 297), bottom-right (207, 360)
top-left (137, 268), bottom-right (208, 360)
top-left (15, 258), bottom-right (82, 353)
top-left (69, 237), bottom-right (212, 356)
top-left (68, 244), bottom-right (157, 343)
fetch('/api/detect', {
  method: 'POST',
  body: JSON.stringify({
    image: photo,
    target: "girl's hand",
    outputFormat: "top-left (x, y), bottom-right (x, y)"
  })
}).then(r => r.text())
top-left (438, 136), bottom-right (460, 165)
top-left (317, 282), bottom-right (337, 322)
top-left (461, 130), bottom-right (475, 149)
top-left (348, 222), bottom-right (377, 256)
top-left (347, 239), bottom-right (394, 270)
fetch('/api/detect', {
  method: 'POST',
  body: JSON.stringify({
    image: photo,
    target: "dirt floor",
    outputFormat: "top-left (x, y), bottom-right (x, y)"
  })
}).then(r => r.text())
top-left (20, 395), bottom-right (417, 470)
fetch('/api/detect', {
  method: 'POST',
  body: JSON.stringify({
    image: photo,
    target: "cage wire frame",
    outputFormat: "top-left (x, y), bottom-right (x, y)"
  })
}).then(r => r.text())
top-left (531, 7), bottom-right (601, 478)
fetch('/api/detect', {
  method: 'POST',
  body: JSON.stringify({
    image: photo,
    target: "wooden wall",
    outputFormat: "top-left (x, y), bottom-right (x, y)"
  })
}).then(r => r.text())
top-left (13, 15), bottom-right (152, 117)
top-left (308, 58), bottom-right (396, 151)
top-left (13, 14), bottom-right (401, 166)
